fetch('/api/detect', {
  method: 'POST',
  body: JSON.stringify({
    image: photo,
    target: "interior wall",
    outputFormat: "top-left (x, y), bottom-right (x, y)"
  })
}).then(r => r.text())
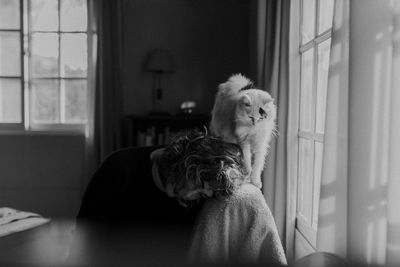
top-left (348, 0), bottom-right (394, 263)
top-left (122, 0), bottom-right (250, 115)
top-left (0, 134), bottom-right (85, 218)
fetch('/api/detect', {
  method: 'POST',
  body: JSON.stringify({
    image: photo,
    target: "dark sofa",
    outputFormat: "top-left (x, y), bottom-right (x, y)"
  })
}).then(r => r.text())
top-left (74, 146), bottom-right (201, 265)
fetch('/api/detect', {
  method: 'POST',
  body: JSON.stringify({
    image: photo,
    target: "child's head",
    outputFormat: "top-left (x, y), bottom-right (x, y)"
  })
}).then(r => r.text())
top-left (151, 129), bottom-right (247, 206)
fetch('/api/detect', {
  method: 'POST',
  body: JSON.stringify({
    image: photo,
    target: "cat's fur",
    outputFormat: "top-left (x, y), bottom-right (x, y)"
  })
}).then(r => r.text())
top-left (210, 74), bottom-right (276, 189)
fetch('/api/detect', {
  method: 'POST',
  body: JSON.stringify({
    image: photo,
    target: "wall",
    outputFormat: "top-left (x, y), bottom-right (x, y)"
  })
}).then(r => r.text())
top-left (0, 133), bottom-right (85, 218)
top-left (122, 0), bottom-right (250, 115)
top-left (348, 0), bottom-right (396, 264)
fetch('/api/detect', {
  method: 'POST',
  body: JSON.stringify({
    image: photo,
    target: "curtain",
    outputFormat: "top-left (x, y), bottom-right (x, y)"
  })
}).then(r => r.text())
top-left (255, 0), bottom-right (291, 253)
top-left (84, 0), bottom-right (124, 188)
top-left (317, 0), bottom-right (400, 265)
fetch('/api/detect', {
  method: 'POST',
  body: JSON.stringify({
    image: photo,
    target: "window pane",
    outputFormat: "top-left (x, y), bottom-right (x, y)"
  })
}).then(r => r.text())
top-left (0, 78), bottom-right (21, 122)
top-left (316, 39), bottom-right (331, 133)
top-left (318, 0), bottom-right (334, 34)
top-left (31, 79), bottom-right (60, 123)
top-left (0, 31), bottom-right (21, 76)
top-left (60, 33), bottom-right (87, 77)
top-left (30, 33), bottom-right (59, 77)
top-left (60, 0), bottom-right (87, 31)
top-left (298, 138), bottom-right (314, 223)
top-left (0, 0), bottom-right (20, 29)
top-left (62, 79), bottom-right (86, 123)
top-left (300, 49), bottom-right (314, 131)
top-left (30, 0), bottom-right (58, 31)
top-left (312, 141), bottom-right (323, 227)
top-left (301, 0), bottom-right (316, 44)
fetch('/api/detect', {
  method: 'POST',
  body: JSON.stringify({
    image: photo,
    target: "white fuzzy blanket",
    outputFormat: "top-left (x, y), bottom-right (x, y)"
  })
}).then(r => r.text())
top-left (188, 183), bottom-right (287, 265)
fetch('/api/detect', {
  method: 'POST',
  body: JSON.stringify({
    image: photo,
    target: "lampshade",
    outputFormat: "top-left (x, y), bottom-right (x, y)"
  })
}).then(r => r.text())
top-left (144, 49), bottom-right (175, 73)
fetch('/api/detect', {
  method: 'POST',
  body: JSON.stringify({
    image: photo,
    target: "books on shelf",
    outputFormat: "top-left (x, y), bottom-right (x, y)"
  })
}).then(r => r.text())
top-left (135, 126), bottom-right (179, 146)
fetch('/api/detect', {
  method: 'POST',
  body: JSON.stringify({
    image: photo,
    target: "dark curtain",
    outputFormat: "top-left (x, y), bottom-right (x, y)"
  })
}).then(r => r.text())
top-left (87, 0), bottom-right (124, 172)
top-left (82, 0), bottom-right (124, 191)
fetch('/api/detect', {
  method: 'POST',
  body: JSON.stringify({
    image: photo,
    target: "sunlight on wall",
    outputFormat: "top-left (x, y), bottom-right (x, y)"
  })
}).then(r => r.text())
top-left (368, 52), bottom-right (381, 192)
top-left (362, 20), bottom-right (393, 266)
top-left (365, 218), bottom-right (387, 264)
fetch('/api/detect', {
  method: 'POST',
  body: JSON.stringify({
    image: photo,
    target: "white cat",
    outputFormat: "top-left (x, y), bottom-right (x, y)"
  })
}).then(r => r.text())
top-left (210, 74), bottom-right (277, 189)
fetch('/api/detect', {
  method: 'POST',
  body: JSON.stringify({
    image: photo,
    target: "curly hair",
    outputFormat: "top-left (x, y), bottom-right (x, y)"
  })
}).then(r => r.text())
top-left (155, 129), bottom-right (248, 206)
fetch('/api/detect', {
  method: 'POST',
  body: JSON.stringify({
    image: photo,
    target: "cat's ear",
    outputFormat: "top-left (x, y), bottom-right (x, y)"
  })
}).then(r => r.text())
top-left (239, 94), bottom-right (251, 107)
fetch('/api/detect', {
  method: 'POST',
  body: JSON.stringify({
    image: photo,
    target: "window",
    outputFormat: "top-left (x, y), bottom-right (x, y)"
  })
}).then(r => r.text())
top-left (293, 0), bottom-right (334, 252)
top-left (0, 0), bottom-right (89, 130)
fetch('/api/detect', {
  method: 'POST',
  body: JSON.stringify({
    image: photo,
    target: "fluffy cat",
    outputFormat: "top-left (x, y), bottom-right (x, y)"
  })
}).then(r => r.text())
top-left (210, 74), bottom-right (277, 189)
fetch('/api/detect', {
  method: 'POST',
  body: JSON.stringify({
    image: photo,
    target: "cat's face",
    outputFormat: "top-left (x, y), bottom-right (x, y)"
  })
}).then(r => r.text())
top-left (236, 90), bottom-right (276, 126)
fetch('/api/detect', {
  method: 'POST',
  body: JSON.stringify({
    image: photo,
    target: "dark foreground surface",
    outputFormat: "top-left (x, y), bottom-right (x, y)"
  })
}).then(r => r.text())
top-left (0, 219), bottom-right (387, 267)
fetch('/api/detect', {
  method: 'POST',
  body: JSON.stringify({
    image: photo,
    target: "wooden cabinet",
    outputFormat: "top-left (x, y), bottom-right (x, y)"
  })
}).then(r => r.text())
top-left (123, 114), bottom-right (210, 147)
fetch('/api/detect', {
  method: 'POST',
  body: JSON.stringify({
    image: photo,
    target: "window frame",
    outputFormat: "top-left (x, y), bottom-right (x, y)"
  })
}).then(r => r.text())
top-left (288, 0), bottom-right (334, 259)
top-left (0, 0), bottom-right (90, 133)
